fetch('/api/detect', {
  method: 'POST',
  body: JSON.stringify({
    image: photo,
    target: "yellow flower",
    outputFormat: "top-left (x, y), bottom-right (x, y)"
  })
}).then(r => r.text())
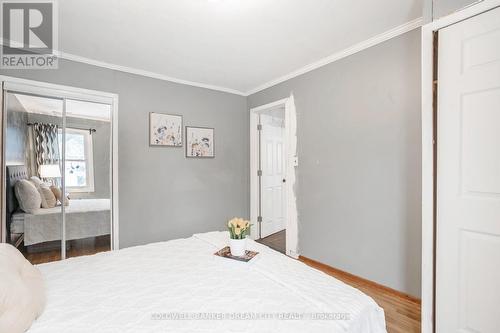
top-left (229, 218), bottom-right (238, 227)
top-left (227, 218), bottom-right (251, 233)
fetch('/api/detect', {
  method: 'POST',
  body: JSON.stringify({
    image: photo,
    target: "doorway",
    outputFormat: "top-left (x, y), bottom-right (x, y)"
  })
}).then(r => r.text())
top-left (250, 97), bottom-right (298, 258)
top-left (258, 107), bottom-right (286, 251)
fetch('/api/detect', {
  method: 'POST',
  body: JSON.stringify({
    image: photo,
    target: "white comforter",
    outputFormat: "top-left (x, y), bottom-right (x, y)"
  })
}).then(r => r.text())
top-left (12, 199), bottom-right (111, 245)
top-left (29, 231), bottom-right (386, 333)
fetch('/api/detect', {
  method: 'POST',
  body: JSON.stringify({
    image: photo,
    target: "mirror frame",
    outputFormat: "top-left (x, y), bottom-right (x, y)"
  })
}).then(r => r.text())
top-left (0, 76), bottom-right (119, 253)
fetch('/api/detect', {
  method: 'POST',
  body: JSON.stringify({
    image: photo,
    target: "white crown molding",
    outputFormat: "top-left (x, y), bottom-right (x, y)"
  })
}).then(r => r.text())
top-left (244, 17), bottom-right (423, 96)
top-left (0, 38), bottom-right (246, 96)
top-left (1, 17), bottom-right (422, 97)
top-left (58, 52), bottom-right (247, 96)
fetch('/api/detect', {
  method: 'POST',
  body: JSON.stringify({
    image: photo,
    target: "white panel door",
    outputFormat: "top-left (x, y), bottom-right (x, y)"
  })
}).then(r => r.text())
top-left (437, 7), bottom-right (500, 333)
top-left (260, 114), bottom-right (285, 238)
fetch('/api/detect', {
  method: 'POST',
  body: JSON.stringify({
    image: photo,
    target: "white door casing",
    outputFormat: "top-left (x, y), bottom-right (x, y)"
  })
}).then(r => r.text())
top-left (249, 96), bottom-right (298, 258)
top-left (260, 113), bottom-right (286, 238)
top-left (436, 7), bottom-right (500, 333)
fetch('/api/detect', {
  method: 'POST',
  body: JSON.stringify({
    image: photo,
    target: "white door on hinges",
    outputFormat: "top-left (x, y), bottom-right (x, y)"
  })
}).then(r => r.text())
top-left (260, 109), bottom-right (286, 238)
top-left (437, 6), bottom-right (500, 333)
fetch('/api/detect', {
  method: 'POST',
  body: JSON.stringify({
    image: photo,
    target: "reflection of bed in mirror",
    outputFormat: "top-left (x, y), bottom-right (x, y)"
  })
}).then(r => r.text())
top-left (6, 165), bottom-right (110, 248)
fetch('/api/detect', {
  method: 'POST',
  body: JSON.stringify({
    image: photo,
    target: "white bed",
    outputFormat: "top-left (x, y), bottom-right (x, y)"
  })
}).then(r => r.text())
top-left (27, 231), bottom-right (386, 333)
top-left (11, 199), bottom-right (110, 246)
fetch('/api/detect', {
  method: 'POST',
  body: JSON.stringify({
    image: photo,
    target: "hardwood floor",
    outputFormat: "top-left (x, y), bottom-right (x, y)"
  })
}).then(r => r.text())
top-left (256, 229), bottom-right (286, 253)
top-left (22, 235), bottom-right (111, 265)
top-left (299, 256), bottom-right (421, 333)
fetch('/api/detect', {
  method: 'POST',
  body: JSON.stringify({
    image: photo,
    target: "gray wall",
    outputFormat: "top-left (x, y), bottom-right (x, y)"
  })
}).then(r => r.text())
top-left (5, 96), bottom-right (28, 165)
top-left (432, 0), bottom-right (482, 19)
top-left (1, 59), bottom-right (249, 248)
top-left (248, 30), bottom-right (422, 297)
top-left (26, 113), bottom-right (111, 200)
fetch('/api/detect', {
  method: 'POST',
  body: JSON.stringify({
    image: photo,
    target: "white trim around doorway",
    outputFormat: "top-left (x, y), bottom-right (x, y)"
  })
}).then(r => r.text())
top-left (249, 96), bottom-right (298, 258)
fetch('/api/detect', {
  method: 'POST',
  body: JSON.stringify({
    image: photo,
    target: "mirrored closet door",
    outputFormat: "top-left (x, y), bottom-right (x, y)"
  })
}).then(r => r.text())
top-left (63, 99), bottom-right (112, 259)
top-left (1, 80), bottom-right (116, 264)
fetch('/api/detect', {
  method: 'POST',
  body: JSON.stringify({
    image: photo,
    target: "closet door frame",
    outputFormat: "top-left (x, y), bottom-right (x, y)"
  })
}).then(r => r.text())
top-left (0, 83), bottom-right (4, 244)
top-left (0, 75), bottom-right (119, 252)
top-left (421, 1), bottom-right (500, 332)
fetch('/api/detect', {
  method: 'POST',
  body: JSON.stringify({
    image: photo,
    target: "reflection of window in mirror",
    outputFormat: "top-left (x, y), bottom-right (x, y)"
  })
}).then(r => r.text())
top-left (58, 128), bottom-right (95, 193)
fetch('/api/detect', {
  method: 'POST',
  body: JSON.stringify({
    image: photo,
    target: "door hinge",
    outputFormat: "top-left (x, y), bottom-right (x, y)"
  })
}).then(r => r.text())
top-left (257, 124), bottom-right (262, 131)
top-left (257, 170), bottom-right (262, 176)
top-left (257, 216), bottom-right (262, 222)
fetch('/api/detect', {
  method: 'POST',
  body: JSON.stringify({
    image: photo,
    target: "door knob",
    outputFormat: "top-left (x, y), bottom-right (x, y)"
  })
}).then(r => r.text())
top-left (282, 179), bottom-right (286, 183)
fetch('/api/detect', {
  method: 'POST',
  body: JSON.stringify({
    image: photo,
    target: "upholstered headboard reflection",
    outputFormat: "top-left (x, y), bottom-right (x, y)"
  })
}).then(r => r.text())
top-left (5, 165), bottom-right (29, 243)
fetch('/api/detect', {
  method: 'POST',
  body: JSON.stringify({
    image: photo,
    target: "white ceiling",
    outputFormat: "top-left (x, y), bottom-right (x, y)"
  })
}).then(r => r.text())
top-left (10, 94), bottom-right (111, 121)
top-left (58, 0), bottom-right (422, 95)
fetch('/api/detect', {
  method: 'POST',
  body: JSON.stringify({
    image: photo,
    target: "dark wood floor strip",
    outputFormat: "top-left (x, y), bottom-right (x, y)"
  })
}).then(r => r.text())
top-left (22, 235), bottom-right (110, 265)
top-left (256, 229), bottom-right (286, 254)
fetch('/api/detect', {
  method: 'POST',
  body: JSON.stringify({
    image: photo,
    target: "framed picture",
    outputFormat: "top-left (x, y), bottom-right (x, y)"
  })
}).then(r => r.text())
top-left (149, 112), bottom-right (183, 147)
top-left (185, 126), bottom-right (215, 158)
